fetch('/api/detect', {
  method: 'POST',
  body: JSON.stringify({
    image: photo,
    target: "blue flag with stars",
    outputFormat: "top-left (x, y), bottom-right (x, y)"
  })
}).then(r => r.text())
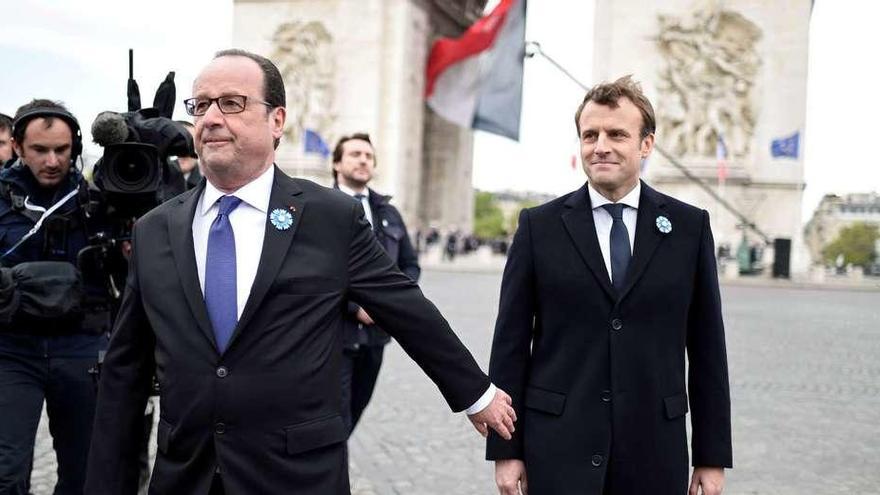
top-left (771, 131), bottom-right (799, 159)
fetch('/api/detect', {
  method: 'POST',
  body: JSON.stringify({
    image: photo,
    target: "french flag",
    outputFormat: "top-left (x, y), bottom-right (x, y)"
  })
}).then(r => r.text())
top-left (425, 0), bottom-right (527, 141)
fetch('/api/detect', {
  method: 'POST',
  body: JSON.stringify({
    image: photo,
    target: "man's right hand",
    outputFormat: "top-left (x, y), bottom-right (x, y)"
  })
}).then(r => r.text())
top-left (467, 388), bottom-right (516, 439)
top-left (355, 307), bottom-right (374, 325)
top-left (495, 459), bottom-right (527, 495)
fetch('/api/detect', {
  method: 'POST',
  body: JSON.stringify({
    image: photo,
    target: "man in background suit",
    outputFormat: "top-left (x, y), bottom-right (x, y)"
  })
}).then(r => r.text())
top-left (486, 76), bottom-right (732, 495)
top-left (86, 48), bottom-right (515, 495)
top-left (331, 132), bottom-right (420, 434)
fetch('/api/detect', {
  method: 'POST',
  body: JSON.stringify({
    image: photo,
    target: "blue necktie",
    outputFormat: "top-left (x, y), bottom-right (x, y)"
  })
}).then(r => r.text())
top-left (602, 203), bottom-right (631, 291)
top-left (353, 193), bottom-right (373, 229)
top-left (205, 195), bottom-right (243, 353)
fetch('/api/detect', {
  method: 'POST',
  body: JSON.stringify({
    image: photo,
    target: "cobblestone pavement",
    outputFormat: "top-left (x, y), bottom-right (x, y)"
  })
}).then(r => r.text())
top-left (31, 269), bottom-right (880, 494)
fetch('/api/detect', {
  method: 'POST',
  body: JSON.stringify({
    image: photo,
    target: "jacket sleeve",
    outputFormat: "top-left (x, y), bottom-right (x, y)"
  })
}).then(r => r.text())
top-left (85, 223), bottom-right (156, 494)
top-left (686, 210), bottom-right (733, 468)
top-left (392, 209), bottom-right (421, 283)
top-left (486, 208), bottom-right (536, 460)
top-left (345, 202), bottom-right (489, 411)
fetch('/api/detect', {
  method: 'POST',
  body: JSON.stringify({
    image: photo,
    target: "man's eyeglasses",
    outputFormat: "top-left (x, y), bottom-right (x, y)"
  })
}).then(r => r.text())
top-left (183, 95), bottom-right (273, 116)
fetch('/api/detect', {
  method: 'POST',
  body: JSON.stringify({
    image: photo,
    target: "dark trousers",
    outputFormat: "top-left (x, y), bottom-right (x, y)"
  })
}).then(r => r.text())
top-left (0, 352), bottom-right (98, 495)
top-left (340, 345), bottom-right (385, 434)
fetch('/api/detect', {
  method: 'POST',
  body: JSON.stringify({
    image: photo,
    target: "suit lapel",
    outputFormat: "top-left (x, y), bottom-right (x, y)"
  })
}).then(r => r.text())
top-left (231, 170), bottom-right (304, 344)
top-left (561, 184), bottom-right (617, 301)
top-left (167, 182), bottom-right (217, 349)
top-left (618, 181), bottom-right (667, 301)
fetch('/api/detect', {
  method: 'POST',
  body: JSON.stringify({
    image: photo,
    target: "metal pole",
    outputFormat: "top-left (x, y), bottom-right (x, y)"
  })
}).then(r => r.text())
top-left (524, 40), bottom-right (773, 245)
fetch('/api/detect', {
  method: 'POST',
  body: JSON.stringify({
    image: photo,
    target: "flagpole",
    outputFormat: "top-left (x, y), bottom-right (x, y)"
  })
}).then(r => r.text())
top-left (525, 41), bottom-right (772, 246)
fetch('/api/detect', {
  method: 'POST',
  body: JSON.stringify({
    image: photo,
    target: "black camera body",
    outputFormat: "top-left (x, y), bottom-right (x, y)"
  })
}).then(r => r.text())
top-left (92, 107), bottom-right (194, 219)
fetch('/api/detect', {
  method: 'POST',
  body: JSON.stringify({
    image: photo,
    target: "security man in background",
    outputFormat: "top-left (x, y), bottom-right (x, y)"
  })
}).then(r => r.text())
top-left (332, 132), bottom-right (420, 433)
top-left (0, 99), bottom-right (110, 494)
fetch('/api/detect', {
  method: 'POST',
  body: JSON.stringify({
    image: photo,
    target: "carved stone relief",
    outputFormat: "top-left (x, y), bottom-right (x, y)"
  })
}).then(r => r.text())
top-left (655, 4), bottom-right (762, 159)
top-left (270, 20), bottom-right (336, 146)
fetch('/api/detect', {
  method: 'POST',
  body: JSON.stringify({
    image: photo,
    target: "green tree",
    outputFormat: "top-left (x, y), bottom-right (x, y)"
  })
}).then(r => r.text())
top-left (508, 200), bottom-right (538, 234)
top-left (474, 191), bottom-right (505, 239)
top-left (822, 222), bottom-right (879, 267)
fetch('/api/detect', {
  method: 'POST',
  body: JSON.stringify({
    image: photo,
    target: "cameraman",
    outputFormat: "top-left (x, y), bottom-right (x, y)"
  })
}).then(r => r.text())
top-left (0, 99), bottom-right (109, 495)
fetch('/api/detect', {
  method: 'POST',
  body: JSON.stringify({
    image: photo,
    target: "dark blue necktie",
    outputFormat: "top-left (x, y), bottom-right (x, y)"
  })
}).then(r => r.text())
top-left (205, 195), bottom-right (243, 353)
top-left (602, 203), bottom-right (631, 291)
top-left (353, 193), bottom-right (373, 229)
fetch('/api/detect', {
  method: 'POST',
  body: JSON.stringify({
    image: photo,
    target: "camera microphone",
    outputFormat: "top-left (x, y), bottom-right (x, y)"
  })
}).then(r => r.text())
top-left (91, 111), bottom-right (129, 147)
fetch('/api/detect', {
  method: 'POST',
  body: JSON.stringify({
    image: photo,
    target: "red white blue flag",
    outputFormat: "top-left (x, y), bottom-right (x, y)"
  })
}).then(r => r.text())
top-left (425, 0), bottom-right (527, 141)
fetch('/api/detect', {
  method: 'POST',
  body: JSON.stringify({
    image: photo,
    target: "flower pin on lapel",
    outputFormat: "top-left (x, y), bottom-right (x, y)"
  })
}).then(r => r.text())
top-left (656, 215), bottom-right (672, 234)
top-left (270, 208), bottom-right (294, 231)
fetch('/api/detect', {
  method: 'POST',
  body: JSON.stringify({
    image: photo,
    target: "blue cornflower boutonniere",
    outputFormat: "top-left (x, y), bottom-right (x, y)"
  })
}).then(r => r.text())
top-left (270, 208), bottom-right (294, 231)
top-left (656, 215), bottom-right (672, 234)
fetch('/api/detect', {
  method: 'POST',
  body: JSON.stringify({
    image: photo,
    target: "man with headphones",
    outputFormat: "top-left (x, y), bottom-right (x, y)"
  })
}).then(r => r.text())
top-left (0, 99), bottom-right (110, 495)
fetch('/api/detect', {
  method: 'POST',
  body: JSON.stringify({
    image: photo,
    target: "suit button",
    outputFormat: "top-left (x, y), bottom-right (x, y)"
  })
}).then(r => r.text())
top-left (214, 422), bottom-right (226, 435)
top-left (591, 454), bottom-right (604, 467)
top-left (216, 367), bottom-right (228, 378)
top-left (611, 318), bottom-right (623, 331)
top-left (601, 390), bottom-right (612, 402)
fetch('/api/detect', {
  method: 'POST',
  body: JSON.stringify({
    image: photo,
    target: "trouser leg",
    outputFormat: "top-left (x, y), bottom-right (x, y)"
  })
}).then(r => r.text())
top-left (349, 345), bottom-right (385, 431)
top-left (340, 348), bottom-right (357, 435)
top-left (0, 352), bottom-right (45, 495)
top-left (45, 356), bottom-right (98, 495)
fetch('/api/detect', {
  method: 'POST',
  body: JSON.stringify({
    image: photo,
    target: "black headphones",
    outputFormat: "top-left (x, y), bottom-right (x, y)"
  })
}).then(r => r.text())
top-left (11, 107), bottom-right (83, 164)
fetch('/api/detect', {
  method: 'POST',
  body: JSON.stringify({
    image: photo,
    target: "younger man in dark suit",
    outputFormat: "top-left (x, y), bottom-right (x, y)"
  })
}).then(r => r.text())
top-left (487, 76), bottom-right (731, 495)
top-left (331, 132), bottom-right (420, 433)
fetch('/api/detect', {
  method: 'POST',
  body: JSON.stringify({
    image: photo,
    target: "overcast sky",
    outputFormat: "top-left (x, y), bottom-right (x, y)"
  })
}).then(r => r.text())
top-left (1, 0), bottom-right (876, 223)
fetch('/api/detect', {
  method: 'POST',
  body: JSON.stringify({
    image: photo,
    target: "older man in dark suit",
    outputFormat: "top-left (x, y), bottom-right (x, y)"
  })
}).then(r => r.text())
top-left (486, 76), bottom-right (732, 495)
top-left (85, 48), bottom-right (515, 495)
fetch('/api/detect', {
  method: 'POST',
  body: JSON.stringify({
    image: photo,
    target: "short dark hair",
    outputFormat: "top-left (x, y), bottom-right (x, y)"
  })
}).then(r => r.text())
top-left (12, 99), bottom-right (75, 145)
top-left (0, 113), bottom-right (12, 133)
top-left (574, 75), bottom-right (656, 141)
top-left (331, 133), bottom-right (375, 182)
top-left (213, 49), bottom-right (286, 149)
top-left (214, 49), bottom-right (285, 109)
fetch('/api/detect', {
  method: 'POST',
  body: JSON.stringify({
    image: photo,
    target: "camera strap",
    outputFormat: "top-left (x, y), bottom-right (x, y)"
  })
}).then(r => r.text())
top-left (1, 188), bottom-right (80, 260)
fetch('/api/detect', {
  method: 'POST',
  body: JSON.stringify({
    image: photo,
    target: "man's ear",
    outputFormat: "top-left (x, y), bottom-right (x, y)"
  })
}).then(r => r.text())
top-left (11, 138), bottom-right (22, 158)
top-left (271, 107), bottom-right (286, 141)
top-left (641, 133), bottom-right (655, 158)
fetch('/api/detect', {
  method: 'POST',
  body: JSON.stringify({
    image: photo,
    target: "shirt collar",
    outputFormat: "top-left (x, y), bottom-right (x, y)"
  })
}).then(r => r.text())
top-left (338, 184), bottom-right (369, 199)
top-left (200, 165), bottom-right (275, 216)
top-left (588, 181), bottom-right (641, 211)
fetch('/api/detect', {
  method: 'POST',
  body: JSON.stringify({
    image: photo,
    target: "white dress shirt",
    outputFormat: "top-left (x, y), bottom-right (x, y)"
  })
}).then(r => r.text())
top-left (193, 167), bottom-right (495, 414)
top-left (192, 165), bottom-right (275, 319)
top-left (588, 181), bottom-right (640, 285)
top-left (337, 184), bottom-right (374, 229)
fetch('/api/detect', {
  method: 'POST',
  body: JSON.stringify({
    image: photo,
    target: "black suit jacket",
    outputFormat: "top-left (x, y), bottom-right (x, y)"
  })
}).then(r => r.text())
top-left (86, 168), bottom-right (489, 494)
top-left (341, 188), bottom-right (420, 348)
top-left (486, 181), bottom-right (732, 495)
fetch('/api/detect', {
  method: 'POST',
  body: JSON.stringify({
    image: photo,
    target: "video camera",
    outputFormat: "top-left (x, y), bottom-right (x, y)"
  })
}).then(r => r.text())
top-left (80, 52), bottom-right (195, 304)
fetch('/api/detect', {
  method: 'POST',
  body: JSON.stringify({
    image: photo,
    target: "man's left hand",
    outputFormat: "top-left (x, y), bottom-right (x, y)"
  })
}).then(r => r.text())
top-left (467, 388), bottom-right (517, 440)
top-left (688, 467), bottom-right (725, 495)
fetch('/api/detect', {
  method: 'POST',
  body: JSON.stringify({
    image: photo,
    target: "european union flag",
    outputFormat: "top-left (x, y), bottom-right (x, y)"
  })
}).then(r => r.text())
top-left (771, 132), bottom-right (799, 159)
top-left (304, 129), bottom-right (330, 158)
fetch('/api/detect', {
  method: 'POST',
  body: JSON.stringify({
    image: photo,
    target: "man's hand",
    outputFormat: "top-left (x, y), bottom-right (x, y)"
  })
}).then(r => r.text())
top-left (355, 307), bottom-right (374, 325)
top-left (688, 467), bottom-right (725, 495)
top-left (467, 389), bottom-right (517, 439)
top-left (495, 459), bottom-right (527, 495)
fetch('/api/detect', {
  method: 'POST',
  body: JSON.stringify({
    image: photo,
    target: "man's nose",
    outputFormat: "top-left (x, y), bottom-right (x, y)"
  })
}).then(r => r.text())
top-left (594, 134), bottom-right (611, 154)
top-left (200, 101), bottom-right (225, 126)
top-left (45, 151), bottom-right (60, 166)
